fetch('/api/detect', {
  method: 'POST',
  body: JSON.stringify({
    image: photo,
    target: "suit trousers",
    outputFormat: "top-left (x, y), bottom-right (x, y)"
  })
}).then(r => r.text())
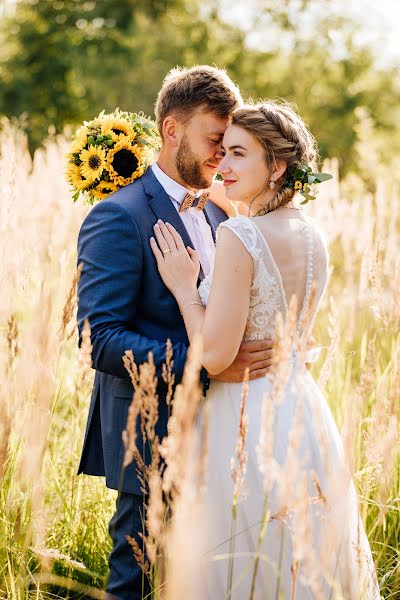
top-left (106, 492), bottom-right (149, 600)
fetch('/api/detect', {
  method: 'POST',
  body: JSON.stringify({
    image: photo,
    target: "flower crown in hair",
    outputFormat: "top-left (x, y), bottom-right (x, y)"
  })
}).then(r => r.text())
top-left (287, 165), bottom-right (333, 204)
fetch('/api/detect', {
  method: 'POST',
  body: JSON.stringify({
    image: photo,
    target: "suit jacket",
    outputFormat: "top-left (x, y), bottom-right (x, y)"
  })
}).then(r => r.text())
top-left (77, 168), bottom-right (228, 494)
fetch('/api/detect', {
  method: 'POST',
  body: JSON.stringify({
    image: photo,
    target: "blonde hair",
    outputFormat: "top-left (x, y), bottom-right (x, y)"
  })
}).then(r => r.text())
top-left (231, 100), bottom-right (318, 213)
top-left (155, 66), bottom-right (242, 139)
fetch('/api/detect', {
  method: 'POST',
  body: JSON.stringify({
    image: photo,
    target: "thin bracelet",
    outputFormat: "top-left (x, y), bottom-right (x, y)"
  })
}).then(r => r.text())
top-left (180, 301), bottom-right (204, 314)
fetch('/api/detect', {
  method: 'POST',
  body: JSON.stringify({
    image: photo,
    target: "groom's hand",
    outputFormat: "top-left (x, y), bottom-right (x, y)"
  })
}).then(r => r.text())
top-left (211, 339), bottom-right (274, 383)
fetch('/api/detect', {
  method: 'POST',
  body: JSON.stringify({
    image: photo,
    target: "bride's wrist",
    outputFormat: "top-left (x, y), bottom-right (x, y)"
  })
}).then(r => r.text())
top-left (175, 288), bottom-right (199, 307)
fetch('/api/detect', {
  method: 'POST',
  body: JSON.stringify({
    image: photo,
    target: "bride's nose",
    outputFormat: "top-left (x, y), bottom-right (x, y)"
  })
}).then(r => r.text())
top-left (217, 155), bottom-right (230, 174)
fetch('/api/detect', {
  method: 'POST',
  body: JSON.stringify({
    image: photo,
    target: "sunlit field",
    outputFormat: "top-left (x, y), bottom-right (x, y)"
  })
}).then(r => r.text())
top-left (0, 120), bottom-right (399, 599)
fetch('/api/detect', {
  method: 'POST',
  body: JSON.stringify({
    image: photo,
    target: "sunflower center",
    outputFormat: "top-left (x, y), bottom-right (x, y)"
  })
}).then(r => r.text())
top-left (112, 128), bottom-right (126, 136)
top-left (88, 155), bottom-right (102, 170)
top-left (112, 149), bottom-right (139, 178)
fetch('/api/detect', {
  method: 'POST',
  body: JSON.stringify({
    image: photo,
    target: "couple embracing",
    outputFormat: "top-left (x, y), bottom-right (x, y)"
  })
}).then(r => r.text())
top-left (77, 66), bottom-right (379, 599)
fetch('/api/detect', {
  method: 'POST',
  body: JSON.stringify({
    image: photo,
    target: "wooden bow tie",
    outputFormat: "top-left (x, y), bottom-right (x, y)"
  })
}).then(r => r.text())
top-left (179, 192), bottom-right (210, 213)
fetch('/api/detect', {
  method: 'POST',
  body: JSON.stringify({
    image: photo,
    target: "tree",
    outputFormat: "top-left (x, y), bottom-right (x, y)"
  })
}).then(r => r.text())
top-left (1, 0), bottom-right (399, 172)
top-left (0, 0), bottom-right (190, 149)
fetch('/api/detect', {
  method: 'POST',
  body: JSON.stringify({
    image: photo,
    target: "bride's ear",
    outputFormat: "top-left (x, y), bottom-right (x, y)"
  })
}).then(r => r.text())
top-left (273, 160), bottom-right (287, 183)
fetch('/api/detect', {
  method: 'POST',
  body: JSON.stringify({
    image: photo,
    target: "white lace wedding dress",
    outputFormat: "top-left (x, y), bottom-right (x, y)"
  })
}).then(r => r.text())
top-left (198, 212), bottom-right (379, 600)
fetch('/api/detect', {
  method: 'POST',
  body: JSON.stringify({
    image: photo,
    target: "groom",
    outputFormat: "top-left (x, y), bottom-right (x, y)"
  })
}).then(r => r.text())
top-left (77, 66), bottom-right (274, 599)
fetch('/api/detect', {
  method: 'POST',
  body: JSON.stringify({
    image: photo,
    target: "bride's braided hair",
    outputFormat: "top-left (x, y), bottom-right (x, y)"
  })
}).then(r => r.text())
top-left (231, 101), bottom-right (318, 213)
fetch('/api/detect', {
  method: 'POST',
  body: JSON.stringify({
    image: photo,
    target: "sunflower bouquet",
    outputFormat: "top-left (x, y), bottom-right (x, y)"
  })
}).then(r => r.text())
top-left (66, 109), bottom-right (160, 204)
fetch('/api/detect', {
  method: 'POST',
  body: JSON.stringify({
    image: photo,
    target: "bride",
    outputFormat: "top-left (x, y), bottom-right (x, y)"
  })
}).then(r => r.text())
top-left (150, 101), bottom-right (379, 599)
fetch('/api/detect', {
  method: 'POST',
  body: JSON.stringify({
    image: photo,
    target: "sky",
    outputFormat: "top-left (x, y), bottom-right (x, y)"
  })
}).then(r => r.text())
top-left (219, 0), bottom-right (400, 67)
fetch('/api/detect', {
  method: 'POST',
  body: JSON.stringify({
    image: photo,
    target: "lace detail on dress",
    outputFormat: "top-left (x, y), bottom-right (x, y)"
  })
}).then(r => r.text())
top-left (198, 216), bottom-right (287, 341)
top-left (198, 274), bottom-right (212, 307)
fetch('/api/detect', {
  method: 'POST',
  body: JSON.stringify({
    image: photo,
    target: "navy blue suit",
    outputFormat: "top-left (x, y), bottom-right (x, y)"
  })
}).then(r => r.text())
top-left (76, 168), bottom-right (227, 598)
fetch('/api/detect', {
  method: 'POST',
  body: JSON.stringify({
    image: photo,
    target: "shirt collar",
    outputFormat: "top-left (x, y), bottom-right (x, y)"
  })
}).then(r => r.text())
top-left (151, 162), bottom-right (200, 205)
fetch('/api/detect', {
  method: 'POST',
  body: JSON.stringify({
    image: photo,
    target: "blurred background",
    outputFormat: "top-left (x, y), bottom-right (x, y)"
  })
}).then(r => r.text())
top-left (0, 0), bottom-right (399, 175)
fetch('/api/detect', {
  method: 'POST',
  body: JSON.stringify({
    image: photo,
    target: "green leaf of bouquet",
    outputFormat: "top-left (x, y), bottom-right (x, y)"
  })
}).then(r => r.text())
top-left (73, 192), bottom-right (80, 202)
top-left (300, 198), bottom-right (309, 205)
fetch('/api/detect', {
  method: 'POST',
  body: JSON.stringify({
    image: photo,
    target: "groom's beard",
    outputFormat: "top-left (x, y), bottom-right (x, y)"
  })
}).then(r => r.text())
top-left (176, 134), bottom-right (211, 190)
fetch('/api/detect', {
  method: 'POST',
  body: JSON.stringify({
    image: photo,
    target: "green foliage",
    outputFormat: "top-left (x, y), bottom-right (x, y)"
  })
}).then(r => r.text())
top-left (287, 164), bottom-right (333, 204)
top-left (0, 0), bottom-right (399, 172)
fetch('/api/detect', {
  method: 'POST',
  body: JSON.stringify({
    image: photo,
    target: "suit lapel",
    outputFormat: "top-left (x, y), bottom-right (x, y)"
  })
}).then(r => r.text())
top-left (204, 199), bottom-right (229, 241)
top-left (142, 169), bottom-right (229, 283)
top-left (142, 168), bottom-right (205, 281)
top-left (143, 170), bottom-right (193, 247)
top-left (203, 205), bottom-right (217, 243)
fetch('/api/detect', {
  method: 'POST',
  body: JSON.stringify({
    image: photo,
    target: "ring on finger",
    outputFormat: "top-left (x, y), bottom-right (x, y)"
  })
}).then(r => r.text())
top-left (162, 248), bottom-right (171, 254)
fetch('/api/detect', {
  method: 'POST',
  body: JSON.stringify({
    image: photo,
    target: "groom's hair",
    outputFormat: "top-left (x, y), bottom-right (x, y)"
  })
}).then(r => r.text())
top-left (155, 65), bottom-right (242, 139)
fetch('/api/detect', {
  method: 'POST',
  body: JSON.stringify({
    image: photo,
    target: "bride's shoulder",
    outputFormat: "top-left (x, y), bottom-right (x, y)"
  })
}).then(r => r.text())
top-left (218, 215), bottom-right (256, 235)
top-left (217, 216), bottom-right (260, 256)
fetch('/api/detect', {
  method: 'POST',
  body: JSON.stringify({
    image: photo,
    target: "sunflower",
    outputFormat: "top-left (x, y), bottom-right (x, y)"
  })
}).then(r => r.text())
top-left (101, 116), bottom-right (135, 142)
top-left (79, 145), bottom-right (106, 182)
top-left (65, 163), bottom-right (92, 191)
top-left (91, 180), bottom-right (118, 201)
top-left (294, 180), bottom-right (303, 190)
top-left (70, 126), bottom-right (89, 154)
top-left (106, 139), bottom-right (146, 186)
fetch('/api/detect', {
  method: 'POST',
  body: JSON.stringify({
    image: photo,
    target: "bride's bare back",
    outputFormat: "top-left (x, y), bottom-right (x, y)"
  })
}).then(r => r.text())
top-left (208, 182), bottom-right (329, 324)
top-left (199, 209), bottom-right (329, 348)
top-left (253, 207), bottom-right (329, 323)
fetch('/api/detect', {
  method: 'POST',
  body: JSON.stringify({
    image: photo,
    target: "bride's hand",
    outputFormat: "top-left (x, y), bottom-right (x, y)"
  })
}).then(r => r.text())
top-left (150, 220), bottom-right (200, 298)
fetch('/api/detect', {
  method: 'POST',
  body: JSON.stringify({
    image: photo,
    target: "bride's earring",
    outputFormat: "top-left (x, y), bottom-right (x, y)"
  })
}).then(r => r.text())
top-left (269, 180), bottom-right (276, 189)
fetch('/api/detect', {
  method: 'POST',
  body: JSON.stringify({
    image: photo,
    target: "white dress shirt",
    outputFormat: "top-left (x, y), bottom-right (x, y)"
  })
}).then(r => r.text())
top-left (151, 162), bottom-right (216, 276)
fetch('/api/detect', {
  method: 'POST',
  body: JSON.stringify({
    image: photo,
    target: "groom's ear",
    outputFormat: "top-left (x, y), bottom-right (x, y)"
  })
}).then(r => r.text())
top-left (162, 115), bottom-right (181, 148)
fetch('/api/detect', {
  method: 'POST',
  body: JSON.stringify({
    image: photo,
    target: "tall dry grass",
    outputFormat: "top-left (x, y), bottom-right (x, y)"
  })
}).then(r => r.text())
top-left (0, 121), bottom-right (111, 599)
top-left (0, 120), bottom-right (399, 598)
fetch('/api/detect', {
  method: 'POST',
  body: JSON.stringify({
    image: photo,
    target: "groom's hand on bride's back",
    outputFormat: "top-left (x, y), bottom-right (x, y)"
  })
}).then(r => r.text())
top-left (211, 339), bottom-right (274, 383)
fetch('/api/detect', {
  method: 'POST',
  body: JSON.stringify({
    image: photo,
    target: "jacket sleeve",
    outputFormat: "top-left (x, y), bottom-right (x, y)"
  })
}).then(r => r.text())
top-left (77, 200), bottom-right (191, 383)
